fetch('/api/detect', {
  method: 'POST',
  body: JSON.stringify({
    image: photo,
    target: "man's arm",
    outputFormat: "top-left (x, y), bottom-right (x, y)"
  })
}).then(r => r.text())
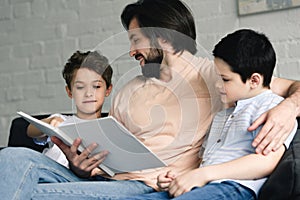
top-left (249, 77), bottom-right (300, 155)
top-left (168, 146), bottom-right (285, 197)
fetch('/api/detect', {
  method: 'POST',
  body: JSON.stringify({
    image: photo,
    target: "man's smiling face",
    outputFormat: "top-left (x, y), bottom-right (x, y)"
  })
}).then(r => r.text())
top-left (127, 17), bottom-right (163, 79)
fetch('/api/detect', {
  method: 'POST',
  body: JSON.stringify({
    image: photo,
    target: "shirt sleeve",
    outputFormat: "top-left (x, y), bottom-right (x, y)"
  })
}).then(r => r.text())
top-left (284, 120), bottom-right (298, 149)
top-left (33, 136), bottom-right (51, 146)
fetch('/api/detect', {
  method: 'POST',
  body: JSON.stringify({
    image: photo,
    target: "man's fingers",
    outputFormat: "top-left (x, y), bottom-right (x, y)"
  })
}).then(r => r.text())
top-left (268, 129), bottom-right (290, 153)
top-left (80, 142), bottom-right (98, 158)
top-left (93, 150), bottom-right (109, 161)
top-left (252, 114), bottom-right (279, 150)
top-left (273, 135), bottom-right (288, 151)
top-left (69, 138), bottom-right (83, 153)
top-left (248, 113), bottom-right (267, 132)
top-left (85, 159), bottom-right (103, 172)
top-left (254, 125), bottom-right (278, 154)
top-left (257, 127), bottom-right (286, 155)
top-left (261, 139), bottom-right (279, 155)
top-left (250, 113), bottom-right (269, 148)
top-left (252, 123), bottom-right (273, 150)
top-left (51, 136), bottom-right (70, 153)
top-left (51, 136), bottom-right (62, 145)
top-left (81, 151), bottom-right (109, 172)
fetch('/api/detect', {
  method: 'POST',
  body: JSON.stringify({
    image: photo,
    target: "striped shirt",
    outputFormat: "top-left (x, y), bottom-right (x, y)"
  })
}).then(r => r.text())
top-left (200, 90), bottom-right (298, 196)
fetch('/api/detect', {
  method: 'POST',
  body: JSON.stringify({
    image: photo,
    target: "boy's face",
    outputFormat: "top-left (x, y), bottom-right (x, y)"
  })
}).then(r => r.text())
top-left (67, 68), bottom-right (111, 119)
top-left (214, 58), bottom-right (251, 104)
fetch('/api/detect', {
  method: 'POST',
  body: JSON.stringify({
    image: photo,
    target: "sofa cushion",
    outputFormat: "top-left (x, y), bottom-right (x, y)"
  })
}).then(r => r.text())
top-left (258, 117), bottom-right (300, 200)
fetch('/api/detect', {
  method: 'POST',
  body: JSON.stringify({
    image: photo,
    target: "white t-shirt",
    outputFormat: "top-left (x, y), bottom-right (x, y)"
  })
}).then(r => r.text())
top-left (34, 114), bottom-right (85, 168)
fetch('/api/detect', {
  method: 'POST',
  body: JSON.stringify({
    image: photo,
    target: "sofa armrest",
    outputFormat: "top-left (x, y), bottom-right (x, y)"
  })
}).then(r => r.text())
top-left (258, 117), bottom-right (300, 199)
top-left (8, 114), bottom-right (50, 152)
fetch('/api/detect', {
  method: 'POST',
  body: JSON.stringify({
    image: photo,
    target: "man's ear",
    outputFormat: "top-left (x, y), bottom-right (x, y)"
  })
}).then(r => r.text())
top-left (157, 38), bottom-right (171, 52)
top-left (249, 73), bottom-right (262, 89)
top-left (65, 85), bottom-right (72, 98)
top-left (105, 84), bottom-right (113, 97)
top-left (158, 37), bottom-right (167, 44)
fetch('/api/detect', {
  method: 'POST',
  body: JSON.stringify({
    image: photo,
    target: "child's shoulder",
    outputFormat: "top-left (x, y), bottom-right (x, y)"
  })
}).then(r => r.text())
top-left (256, 90), bottom-right (283, 107)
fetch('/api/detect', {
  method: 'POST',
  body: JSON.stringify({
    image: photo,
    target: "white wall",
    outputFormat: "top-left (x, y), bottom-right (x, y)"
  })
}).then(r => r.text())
top-left (0, 0), bottom-right (299, 147)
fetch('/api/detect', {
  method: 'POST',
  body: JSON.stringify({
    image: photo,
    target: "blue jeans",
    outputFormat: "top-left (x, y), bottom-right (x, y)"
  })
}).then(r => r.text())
top-left (124, 180), bottom-right (256, 200)
top-left (0, 147), bottom-right (154, 200)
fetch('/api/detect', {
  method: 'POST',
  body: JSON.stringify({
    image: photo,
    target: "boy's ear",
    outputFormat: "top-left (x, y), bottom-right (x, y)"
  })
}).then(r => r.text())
top-left (65, 86), bottom-right (72, 98)
top-left (105, 84), bottom-right (113, 97)
top-left (249, 73), bottom-right (262, 89)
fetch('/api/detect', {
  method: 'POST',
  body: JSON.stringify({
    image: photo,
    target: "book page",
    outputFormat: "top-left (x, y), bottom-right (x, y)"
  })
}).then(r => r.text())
top-left (58, 116), bottom-right (166, 173)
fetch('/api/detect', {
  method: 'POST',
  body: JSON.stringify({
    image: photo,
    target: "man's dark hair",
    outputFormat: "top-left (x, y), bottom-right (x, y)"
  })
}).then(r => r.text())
top-left (213, 29), bottom-right (276, 87)
top-left (62, 51), bottom-right (113, 90)
top-left (121, 0), bottom-right (197, 55)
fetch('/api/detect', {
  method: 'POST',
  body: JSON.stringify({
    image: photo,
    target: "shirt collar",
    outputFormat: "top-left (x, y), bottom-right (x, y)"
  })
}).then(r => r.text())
top-left (234, 90), bottom-right (272, 113)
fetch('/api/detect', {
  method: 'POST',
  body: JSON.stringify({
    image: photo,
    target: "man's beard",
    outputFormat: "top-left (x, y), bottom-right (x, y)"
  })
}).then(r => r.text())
top-left (141, 48), bottom-right (163, 79)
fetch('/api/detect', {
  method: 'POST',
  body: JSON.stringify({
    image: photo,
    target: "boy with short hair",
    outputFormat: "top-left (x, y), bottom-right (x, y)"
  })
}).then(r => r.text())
top-left (27, 50), bottom-right (113, 169)
top-left (124, 29), bottom-right (298, 200)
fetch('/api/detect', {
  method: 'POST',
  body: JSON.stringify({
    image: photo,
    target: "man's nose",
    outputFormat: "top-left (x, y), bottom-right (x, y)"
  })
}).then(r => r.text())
top-left (129, 45), bottom-right (136, 57)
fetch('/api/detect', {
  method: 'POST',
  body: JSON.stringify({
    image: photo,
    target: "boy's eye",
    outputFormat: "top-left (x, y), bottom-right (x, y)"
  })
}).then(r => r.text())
top-left (93, 85), bottom-right (101, 89)
top-left (222, 78), bottom-right (229, 82)
top-left (76, 86), bottom-right (84, 90)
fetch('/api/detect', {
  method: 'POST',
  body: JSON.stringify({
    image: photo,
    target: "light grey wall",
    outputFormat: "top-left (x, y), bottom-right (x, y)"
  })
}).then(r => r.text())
top-left (0, 0), bottom-right (299, 146)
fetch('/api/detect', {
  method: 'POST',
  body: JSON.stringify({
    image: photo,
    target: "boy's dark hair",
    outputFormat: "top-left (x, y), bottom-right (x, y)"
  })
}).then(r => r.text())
top-left (121, 0), bottom-right (197, 55)
top-left (213, 29), bottom-right (276, 87)
top-left (62, 51), bottom-right (113, 90)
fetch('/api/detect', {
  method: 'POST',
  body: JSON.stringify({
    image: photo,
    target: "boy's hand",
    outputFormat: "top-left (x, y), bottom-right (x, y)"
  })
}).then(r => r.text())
top-left (157, 171), bottom-right (176, 191)
top-left (169, 169), bottom-right (207, 197)
top-left (52, 136), bottom-right (108, 178)
top-left (49, 116), bottom-right (64, 127)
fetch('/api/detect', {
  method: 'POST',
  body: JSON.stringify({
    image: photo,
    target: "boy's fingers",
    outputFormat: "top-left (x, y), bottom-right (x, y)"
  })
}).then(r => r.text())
top-left (157, 182), bottom-right (169, 191)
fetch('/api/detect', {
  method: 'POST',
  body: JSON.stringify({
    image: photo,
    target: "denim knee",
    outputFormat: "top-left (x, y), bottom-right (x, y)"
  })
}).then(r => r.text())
top-left (0, 147), bottom-right (41, 162)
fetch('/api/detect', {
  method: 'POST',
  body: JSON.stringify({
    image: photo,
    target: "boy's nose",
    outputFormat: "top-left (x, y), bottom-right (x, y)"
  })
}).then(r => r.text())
top-left (215, 78), bottom-right (223, 89)
top-left (85, 89), bottom-right (94, 97)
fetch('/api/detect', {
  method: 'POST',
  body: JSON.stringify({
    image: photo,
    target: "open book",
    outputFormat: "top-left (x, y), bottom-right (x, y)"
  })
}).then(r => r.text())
top-left (17, 111), bottom-right (166, 176)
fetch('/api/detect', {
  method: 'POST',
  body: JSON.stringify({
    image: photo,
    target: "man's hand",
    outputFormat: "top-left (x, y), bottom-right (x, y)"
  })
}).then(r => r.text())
top-left (52, 136), bottom-right (108, 178)
top-left (249, 98), bottom-right (297, 155)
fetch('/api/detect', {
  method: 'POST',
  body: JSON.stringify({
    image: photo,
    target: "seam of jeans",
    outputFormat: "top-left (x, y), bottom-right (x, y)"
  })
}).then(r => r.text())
top-left (14, 162), bottom-right (34, 200)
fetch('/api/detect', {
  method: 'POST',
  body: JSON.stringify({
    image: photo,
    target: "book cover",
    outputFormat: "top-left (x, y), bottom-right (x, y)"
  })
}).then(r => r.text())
top-left (17, 111), bottom-right (166, 176)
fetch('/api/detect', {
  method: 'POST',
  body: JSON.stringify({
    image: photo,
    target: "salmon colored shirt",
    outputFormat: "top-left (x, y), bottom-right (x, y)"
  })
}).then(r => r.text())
top-left (109, 51), bottom-right (222, 190)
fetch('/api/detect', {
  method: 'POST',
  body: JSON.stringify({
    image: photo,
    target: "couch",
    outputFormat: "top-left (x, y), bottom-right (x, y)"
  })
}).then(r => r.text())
top-left (6, 115), bottom-right (300, 199)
